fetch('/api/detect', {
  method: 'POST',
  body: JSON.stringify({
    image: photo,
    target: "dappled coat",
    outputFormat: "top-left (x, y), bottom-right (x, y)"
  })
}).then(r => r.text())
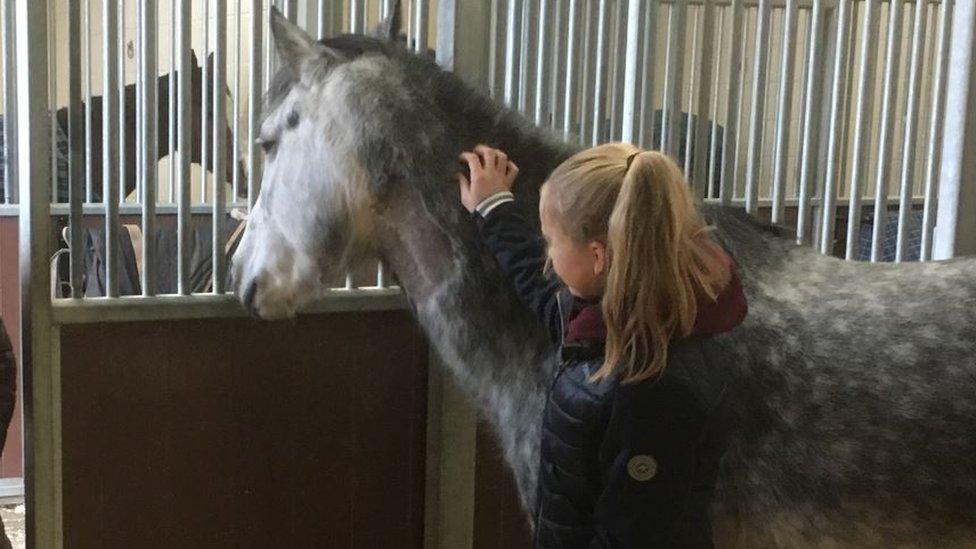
top-left (476, 201), bottom-right (747, 547)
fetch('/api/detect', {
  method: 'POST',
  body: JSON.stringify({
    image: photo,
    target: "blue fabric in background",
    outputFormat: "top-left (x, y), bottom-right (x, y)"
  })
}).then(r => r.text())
top-left (856, 210), bottom-right (924, 262)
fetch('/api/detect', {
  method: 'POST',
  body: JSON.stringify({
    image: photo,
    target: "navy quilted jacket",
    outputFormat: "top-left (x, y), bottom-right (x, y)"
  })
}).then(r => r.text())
top-left (475, 202), bottom-right (746, 548)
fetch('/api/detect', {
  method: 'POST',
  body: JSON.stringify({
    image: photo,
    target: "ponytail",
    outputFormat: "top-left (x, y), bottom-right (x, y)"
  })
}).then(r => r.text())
top-left (595, 150), bottom-right (730, 384)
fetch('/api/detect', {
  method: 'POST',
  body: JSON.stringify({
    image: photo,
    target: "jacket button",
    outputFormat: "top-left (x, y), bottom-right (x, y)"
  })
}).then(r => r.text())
top-left (627, 455), bottom-right (658, 482)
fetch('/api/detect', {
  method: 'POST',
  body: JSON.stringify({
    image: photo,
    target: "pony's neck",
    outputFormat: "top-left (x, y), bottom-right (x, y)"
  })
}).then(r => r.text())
top-left (374, 182), bottom-right (555, 509)
top-left (370, 97), bottom-right (579, 510)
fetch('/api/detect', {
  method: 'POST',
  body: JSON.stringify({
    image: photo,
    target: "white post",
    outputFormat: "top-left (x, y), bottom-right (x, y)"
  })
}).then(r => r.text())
top-left (16, 0), bottom-right (62, 546)
top-left (935, 0), bottom-right (976, 260)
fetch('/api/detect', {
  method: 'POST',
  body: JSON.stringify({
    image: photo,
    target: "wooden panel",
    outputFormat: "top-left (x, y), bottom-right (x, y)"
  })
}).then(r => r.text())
top-left (473, 421), bottom-right (533, 549)
top-left (0, 217), bottom-right (23, 479)
top-left (60, 312), bottom-right (427, 548)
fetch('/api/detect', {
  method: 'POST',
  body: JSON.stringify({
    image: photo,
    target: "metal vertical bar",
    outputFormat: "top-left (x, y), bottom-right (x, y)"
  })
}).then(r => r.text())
top-left (406, 0), bottom-right (413, 45)
top-left (83, 0), bottom-right (94, 204)
top-left (118, 0), bottom-right (126, 204)
top-left (707, 9), bottom-right (725, 198)
top-left (533, 0), bottom-right (551, 126)
top-left (201, 0), bottom-right (211, 204)
top-left (414, 0), bottom-right (428, 51)
top-left (770, 0), bottom-right (798, 224)
top-left (518, 0), bottom-right (535, 114)
top-left (104, 0), bottom-right (120, 296)
top-left (692, 0), bottom-right (716, 197)
top-left (579, 0), bottom-right (597, 144)
top-left (550, 0), bottom-right (566, 131)
top-left (638, 0), bottom-right (659, 149)
top-left (488, 0), bottom-right (502, 98)
top-left (623, 0), bottom-right (644, 141)
top-left (719, 0), bottom-right (744, 205)
top-left (621, 0), bottom-right (643, 143)
top-left (213, 0), bottom-right (227, 293)
top-left (921, 0), bottom-right (952, 261)
top-left (169, 0), bottom-right (177, 204)
top-left (264, 0), bottom-right (274, 85)
top-left (894, 0), bottom-right (928, 262)
top-left (869, 0), bottom-right (904, 263)
top-left (934, 0), bottom-right (976, 259)
top-left (1, 0), bottom-right (15, 205)
top-left (178, 0), bottom-right (192, 293)
top-left (844, 0), bottom-right (881, 259)
top-left (68, 0), bottom-right (85, 297)
top-left (135, 0), bottom-right (143, 205)
top-left (563, 0), bottom-right (580, 139)
top-left (352, 0), bottom-right (363, 33)
top-left (317, 0), bottom-right (327, 38)
top-left (820, 0), bottom-right (852, 256)
top-left (285, 0), bottom-right (297, 21)
top-left (17, 0), bottom-right (59, 542)
top-left (732, 6), bottom-right (755, 199)
top-left (684, 8), bottom-right (699, 177)
top-left (662, 1), bottom-right (688, 158)
top-left (609, 0), bottom-right (628, 141)
top-left (140, 0), bottom-right (158, 295)
top-left (591, 0), bottom-right (610, 145)
top-left (384, 0), bottom-right (398, 21)
top-left (744, 0), bottom-right (771, 215)
top-left (503, 0), bottom-right (522, 106)
top-left (232, 0), bottom-right (242, 202)
top-left (796, 0), bottom-right (824, 245)
top-left (248, 0), bottom-right (263, 209)
top-left (47, 0), bottom-right (58, 204)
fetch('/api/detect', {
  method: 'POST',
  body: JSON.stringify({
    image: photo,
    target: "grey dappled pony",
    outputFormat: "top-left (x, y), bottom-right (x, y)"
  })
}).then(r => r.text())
top-left (232, 7), bottom-right (976, 547)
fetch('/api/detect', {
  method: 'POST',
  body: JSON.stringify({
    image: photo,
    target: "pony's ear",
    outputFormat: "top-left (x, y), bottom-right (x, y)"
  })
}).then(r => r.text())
top-left (190, 49), bottom-right (200, 68)
top-left (270, 6), bottom-right (342, 72)
top-left (372, 0), bottom-right (402, 42)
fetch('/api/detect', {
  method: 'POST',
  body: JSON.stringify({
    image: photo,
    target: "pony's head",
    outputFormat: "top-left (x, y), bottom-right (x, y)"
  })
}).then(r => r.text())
top-left (232, 5), bottom-right (412, 318)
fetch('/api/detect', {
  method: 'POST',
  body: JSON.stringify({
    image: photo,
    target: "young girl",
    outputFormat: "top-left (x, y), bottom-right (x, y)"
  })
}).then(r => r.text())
top-left (458, 143), bottom-right (748, 548)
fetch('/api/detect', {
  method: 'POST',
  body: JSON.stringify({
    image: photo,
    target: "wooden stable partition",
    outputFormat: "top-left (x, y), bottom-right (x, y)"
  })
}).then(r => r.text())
top-left (59, 312), bottom-right (429, 548)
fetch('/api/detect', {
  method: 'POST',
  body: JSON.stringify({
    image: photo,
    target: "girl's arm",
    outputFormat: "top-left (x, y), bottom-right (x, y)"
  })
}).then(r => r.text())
top-left (476, 200), bottom-right (564, 344)
top-left (458, 145), bottom-right (564, 344)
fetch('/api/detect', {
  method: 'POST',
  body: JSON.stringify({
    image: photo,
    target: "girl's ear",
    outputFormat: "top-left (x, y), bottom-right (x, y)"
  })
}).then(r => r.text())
top-left (591, 240), bottom-right (608, 276)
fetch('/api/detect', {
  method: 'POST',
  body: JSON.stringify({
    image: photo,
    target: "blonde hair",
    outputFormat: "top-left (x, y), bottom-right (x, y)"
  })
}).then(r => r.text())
top-left (541, 143), bottom-right (731, 384)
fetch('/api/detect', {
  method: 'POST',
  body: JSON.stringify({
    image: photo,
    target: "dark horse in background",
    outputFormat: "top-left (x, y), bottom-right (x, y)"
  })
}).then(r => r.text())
top-left (0, 50), bottom-right (245, 203)
top-left (232, 7), bottom-right (976, 547)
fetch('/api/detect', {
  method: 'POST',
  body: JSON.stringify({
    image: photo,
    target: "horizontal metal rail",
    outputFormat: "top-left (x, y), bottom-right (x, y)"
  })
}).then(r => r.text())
top-left (51, 289), bottom-right (408, 324)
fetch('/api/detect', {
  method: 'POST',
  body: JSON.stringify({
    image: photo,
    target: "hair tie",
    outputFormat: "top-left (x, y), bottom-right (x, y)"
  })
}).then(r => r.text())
top-left (625, 151), bottom-right (641, 170)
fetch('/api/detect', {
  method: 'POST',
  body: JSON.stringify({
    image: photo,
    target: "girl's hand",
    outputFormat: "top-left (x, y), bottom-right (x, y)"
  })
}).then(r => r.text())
top-left (457, 145), bottom-right (520, 213)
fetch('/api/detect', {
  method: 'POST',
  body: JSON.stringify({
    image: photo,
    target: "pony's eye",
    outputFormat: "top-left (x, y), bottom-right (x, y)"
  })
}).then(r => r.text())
top-left (286, 111), bottom-right (300, 129)
top-left (258, 138), bottom-right (276, 154)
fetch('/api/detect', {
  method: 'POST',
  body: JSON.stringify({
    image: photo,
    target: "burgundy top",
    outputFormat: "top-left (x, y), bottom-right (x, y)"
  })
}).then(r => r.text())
top-left (565, 245), bottom-right (748, 344)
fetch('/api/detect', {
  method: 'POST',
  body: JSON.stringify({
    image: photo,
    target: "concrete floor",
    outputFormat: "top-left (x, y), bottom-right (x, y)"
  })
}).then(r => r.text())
top-left (0, 504), bottom-right (24, 549)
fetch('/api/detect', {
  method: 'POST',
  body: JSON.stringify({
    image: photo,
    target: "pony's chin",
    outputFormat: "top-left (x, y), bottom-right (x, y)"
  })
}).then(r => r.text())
top-left (254, 302), bottom-right (298, 321)
top-left (250, 286), bottom-right (302, 321)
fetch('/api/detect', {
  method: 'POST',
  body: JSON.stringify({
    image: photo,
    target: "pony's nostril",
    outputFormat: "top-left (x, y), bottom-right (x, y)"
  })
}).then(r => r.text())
top-left (242, 281), bottom-right (259, 317)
